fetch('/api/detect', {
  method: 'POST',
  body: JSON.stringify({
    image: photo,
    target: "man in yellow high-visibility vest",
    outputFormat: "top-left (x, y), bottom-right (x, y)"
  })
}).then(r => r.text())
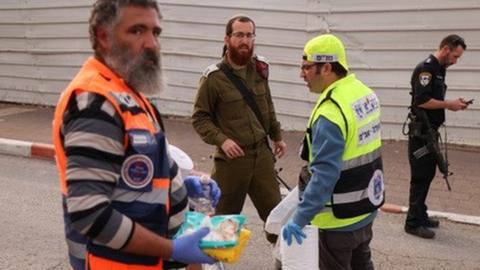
top-left (282, 34), bottom-right (385, 269)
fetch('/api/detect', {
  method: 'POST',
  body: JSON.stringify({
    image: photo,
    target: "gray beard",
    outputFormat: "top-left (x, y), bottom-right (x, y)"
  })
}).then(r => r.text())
top-left (104, 43), bottom-right (164, 96)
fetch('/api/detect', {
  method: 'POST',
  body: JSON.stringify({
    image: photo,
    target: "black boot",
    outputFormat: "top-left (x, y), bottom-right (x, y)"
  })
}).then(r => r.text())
top-left (425, 217), bottom-right (440, 228)
top-left (405, 225), bottom-right (435, 239)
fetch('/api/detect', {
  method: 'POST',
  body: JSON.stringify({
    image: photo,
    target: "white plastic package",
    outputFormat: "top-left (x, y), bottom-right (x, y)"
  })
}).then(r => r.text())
top-left (280, 225), bottom-right (319, 270)
top-left (265, 186), bottom-right (299, 235)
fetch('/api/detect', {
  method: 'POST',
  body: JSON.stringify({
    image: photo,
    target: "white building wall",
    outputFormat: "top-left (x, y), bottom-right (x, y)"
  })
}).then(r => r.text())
top-left (0, 0), bottom-right (93, 105)
top-left (0, 0), bottom-right (479, 145)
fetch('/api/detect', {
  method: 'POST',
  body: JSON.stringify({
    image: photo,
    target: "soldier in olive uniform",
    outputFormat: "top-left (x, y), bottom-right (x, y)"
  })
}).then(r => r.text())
top-left (192, 14), bottom-right (286, 243)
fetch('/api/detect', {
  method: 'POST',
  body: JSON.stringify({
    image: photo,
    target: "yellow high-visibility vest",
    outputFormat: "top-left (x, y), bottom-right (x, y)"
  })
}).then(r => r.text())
top-left (305, 74), bottom-right (385, 229)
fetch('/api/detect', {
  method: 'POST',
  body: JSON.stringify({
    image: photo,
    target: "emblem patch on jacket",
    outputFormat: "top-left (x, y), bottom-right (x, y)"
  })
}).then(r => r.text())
top-left (367, 169), bottom-right (384, 206)
top-left (418, 72), bottom-right (432, 87)
top-left (121, 154), bottom-right (154, 189)
top-left (110, 92), bottom-right (139, 108)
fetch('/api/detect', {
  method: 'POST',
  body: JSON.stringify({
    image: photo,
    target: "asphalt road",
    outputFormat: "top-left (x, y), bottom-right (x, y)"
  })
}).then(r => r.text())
top-left (1, 154), bottom-right (479, 270)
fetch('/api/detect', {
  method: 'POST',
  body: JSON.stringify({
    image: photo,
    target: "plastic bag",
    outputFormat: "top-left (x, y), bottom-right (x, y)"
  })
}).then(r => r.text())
top-left (280, 225), bottom-right (319, 270)
top-left (265, 186), bottom-right (299, 235)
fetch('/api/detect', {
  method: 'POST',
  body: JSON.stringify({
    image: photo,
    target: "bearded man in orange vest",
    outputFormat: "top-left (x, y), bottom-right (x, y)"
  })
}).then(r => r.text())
top-left (52, 1), bottom-right (220, 269)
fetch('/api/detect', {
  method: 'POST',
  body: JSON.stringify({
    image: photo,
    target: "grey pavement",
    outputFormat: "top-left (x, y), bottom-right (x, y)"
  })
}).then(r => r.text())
top-left (1, 154), bottom-right (480, 270)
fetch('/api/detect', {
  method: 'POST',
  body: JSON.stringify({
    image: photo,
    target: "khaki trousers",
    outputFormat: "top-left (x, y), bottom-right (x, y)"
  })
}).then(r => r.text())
top-left (211, 143), bottom-right (281, 223)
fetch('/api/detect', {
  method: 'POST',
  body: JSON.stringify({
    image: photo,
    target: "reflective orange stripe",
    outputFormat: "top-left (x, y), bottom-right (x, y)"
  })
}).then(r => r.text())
top-left (54, 58), bottom-right (171, 268)
top-left (87, 252), bottom-right (163, 270)
top-left (152, 178), bottom-right (170, 189)
top-left (53, 58), bottom-right (160, 196)
top-left (152, 178), bottom-right (171, 212)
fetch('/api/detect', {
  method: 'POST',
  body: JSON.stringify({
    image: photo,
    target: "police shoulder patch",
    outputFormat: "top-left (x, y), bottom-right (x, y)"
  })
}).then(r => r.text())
top-left (418, 71), bottom-right (432, 87)
top-left (202, 64), bottom-right (219, 78)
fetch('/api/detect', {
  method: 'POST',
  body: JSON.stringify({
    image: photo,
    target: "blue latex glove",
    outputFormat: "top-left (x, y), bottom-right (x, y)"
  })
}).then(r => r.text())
top-left (172, 227), bottom-right (216, 264)
top-left (282, 221), bottom-right (307, 246)
top-left (207, 179), bottom-right (221, 207)
top-left (183, 176), bottom-right (221, 207)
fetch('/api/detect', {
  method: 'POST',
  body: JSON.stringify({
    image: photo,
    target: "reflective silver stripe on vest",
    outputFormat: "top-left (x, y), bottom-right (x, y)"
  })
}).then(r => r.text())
top-left (168, 174), bottom-right (188, 232)
top-left (168, 207), bottom-right (188, 233)
top-left (317, 206), bottom-right (332, 214)
top-left (332, 189), bottom-right (368, 204)
top-left (66, 238), bottom-right (86, 259)
top-left (111, 187), bottom-right (168, 204)
top-left (341, 148), bottom-right (381, 171)
top-left (170, 174), bottom-right (187, 203)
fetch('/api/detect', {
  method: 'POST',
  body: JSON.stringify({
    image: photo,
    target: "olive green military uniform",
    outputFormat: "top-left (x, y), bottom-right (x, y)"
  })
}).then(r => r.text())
top-left (192, 55), bottom-right (282, 224)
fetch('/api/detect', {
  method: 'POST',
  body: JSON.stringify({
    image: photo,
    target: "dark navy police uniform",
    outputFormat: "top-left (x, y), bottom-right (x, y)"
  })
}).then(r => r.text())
top-left (406, 54), bottom-right (446, 228)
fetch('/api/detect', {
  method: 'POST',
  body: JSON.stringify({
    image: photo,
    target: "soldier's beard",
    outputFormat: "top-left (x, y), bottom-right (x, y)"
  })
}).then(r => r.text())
top-left (228, 44), bottom-right (254, 66)
top-left (104, 37), bottom-right (164, 96)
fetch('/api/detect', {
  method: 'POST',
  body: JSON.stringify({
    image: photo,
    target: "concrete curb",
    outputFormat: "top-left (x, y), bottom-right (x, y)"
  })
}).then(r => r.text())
top-left (380, 203), bottom-right (406, 214)
top-left (1, 138), bottom-right (479, 226)
top-left (380, 203), bottom-right (480, 226)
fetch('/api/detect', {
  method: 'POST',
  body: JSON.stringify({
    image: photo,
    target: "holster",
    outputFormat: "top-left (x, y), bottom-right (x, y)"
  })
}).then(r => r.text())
top-left (407, 112), bottom-right (424, 138)
top-left (408, 120), bottom-right (423, 138)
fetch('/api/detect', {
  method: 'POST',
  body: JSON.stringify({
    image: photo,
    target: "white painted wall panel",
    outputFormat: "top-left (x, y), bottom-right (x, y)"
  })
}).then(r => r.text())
top-left (0, 0), bottom-right (479, 145)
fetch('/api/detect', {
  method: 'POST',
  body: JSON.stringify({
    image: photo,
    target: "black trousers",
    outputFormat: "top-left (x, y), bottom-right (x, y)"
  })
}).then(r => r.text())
top-left (318, 222), bottom-right (374, 270)
top-left (406, 136), bottom-right (437, 228)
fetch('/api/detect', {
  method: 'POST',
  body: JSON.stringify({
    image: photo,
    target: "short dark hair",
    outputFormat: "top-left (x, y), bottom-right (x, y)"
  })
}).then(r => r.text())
top-left (225, 15), bottom-right (256, 36)
top-left (222, 15), bottom-right (256, 56)
top-left (89, 0), bottom-right (161, 53)
top-left (330, 62), bottom-right (348, 77)
top-left (439, 34), bottom-right (467, 51)
top-left (314, 62), bottom-right (347, 77)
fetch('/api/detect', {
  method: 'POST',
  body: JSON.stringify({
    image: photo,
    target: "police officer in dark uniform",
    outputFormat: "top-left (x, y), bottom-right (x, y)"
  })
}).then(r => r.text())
top-left (405, 34), bottom-right (470, 239)
top-left (192, 14), bottom-right (286, 243)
